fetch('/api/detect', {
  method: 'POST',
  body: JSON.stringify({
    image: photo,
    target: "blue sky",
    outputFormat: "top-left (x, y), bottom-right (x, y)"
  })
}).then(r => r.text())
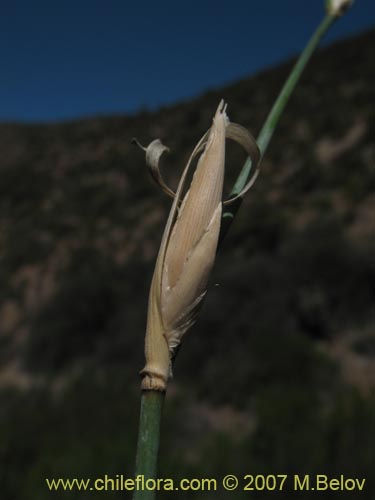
top-left (1, 0), bottom-right (374, 122)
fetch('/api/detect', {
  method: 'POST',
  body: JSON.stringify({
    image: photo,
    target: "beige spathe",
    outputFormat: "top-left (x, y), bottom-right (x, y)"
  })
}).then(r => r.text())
top-left (139, 101), bottom-right (259, 391)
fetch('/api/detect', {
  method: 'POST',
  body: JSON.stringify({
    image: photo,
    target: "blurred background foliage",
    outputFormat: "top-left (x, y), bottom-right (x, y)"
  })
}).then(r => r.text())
top-left (0, 31), bottom-right (374, 499)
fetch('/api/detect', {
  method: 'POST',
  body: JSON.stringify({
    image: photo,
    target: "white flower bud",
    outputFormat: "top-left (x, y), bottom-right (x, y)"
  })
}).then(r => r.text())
top-left (326, 0), bottom-right (354, 17)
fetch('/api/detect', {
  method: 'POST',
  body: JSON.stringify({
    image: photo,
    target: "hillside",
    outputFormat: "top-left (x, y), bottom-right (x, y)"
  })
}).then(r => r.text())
top-left (0, 30), bottom-right (374, 500)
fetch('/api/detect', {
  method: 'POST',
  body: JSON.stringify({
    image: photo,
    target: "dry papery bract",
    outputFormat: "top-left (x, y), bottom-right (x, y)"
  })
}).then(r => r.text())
top-left (135, 100), bottom-right (260, 391)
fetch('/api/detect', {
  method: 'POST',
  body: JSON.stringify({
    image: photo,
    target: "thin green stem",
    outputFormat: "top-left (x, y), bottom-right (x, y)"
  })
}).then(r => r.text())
top-left (221, 14), bottom-right (335, 237)
top-left (256, 14), bottom-right (335, 159)
top-left (133, 390), bottom-right (165, 500)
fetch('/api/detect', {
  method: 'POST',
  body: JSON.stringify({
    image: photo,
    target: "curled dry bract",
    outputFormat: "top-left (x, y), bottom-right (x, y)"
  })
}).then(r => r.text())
top-left (138, 101), bottom-right (260, 390)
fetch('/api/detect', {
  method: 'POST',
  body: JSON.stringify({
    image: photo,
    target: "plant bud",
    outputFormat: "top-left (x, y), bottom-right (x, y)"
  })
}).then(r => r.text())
top-left (326, 0), bottom-right (354, 17)
top-left (138, 101), bottom-right (260, 391)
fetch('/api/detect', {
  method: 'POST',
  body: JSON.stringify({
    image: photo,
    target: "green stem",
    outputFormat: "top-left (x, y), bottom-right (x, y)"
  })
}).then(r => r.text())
top-left (256, 14), bottom-right (335, 159)
top-left (221, 14), bottom-right (335, 236)
top-left (133, 390), bottom-right (165, 500)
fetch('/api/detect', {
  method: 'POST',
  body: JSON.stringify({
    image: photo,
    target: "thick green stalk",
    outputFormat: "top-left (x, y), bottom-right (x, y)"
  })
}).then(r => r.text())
top-left (221, 14), bottom-right (336, 237)
top-left (133, 390), bottom-right (165, 500)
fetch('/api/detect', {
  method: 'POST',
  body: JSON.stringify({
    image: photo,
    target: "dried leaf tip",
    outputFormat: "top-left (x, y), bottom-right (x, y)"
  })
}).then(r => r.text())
top-left (132, 137), bottom-right (174, 199)
top-left (138, 101), bottom-right (260, 391)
